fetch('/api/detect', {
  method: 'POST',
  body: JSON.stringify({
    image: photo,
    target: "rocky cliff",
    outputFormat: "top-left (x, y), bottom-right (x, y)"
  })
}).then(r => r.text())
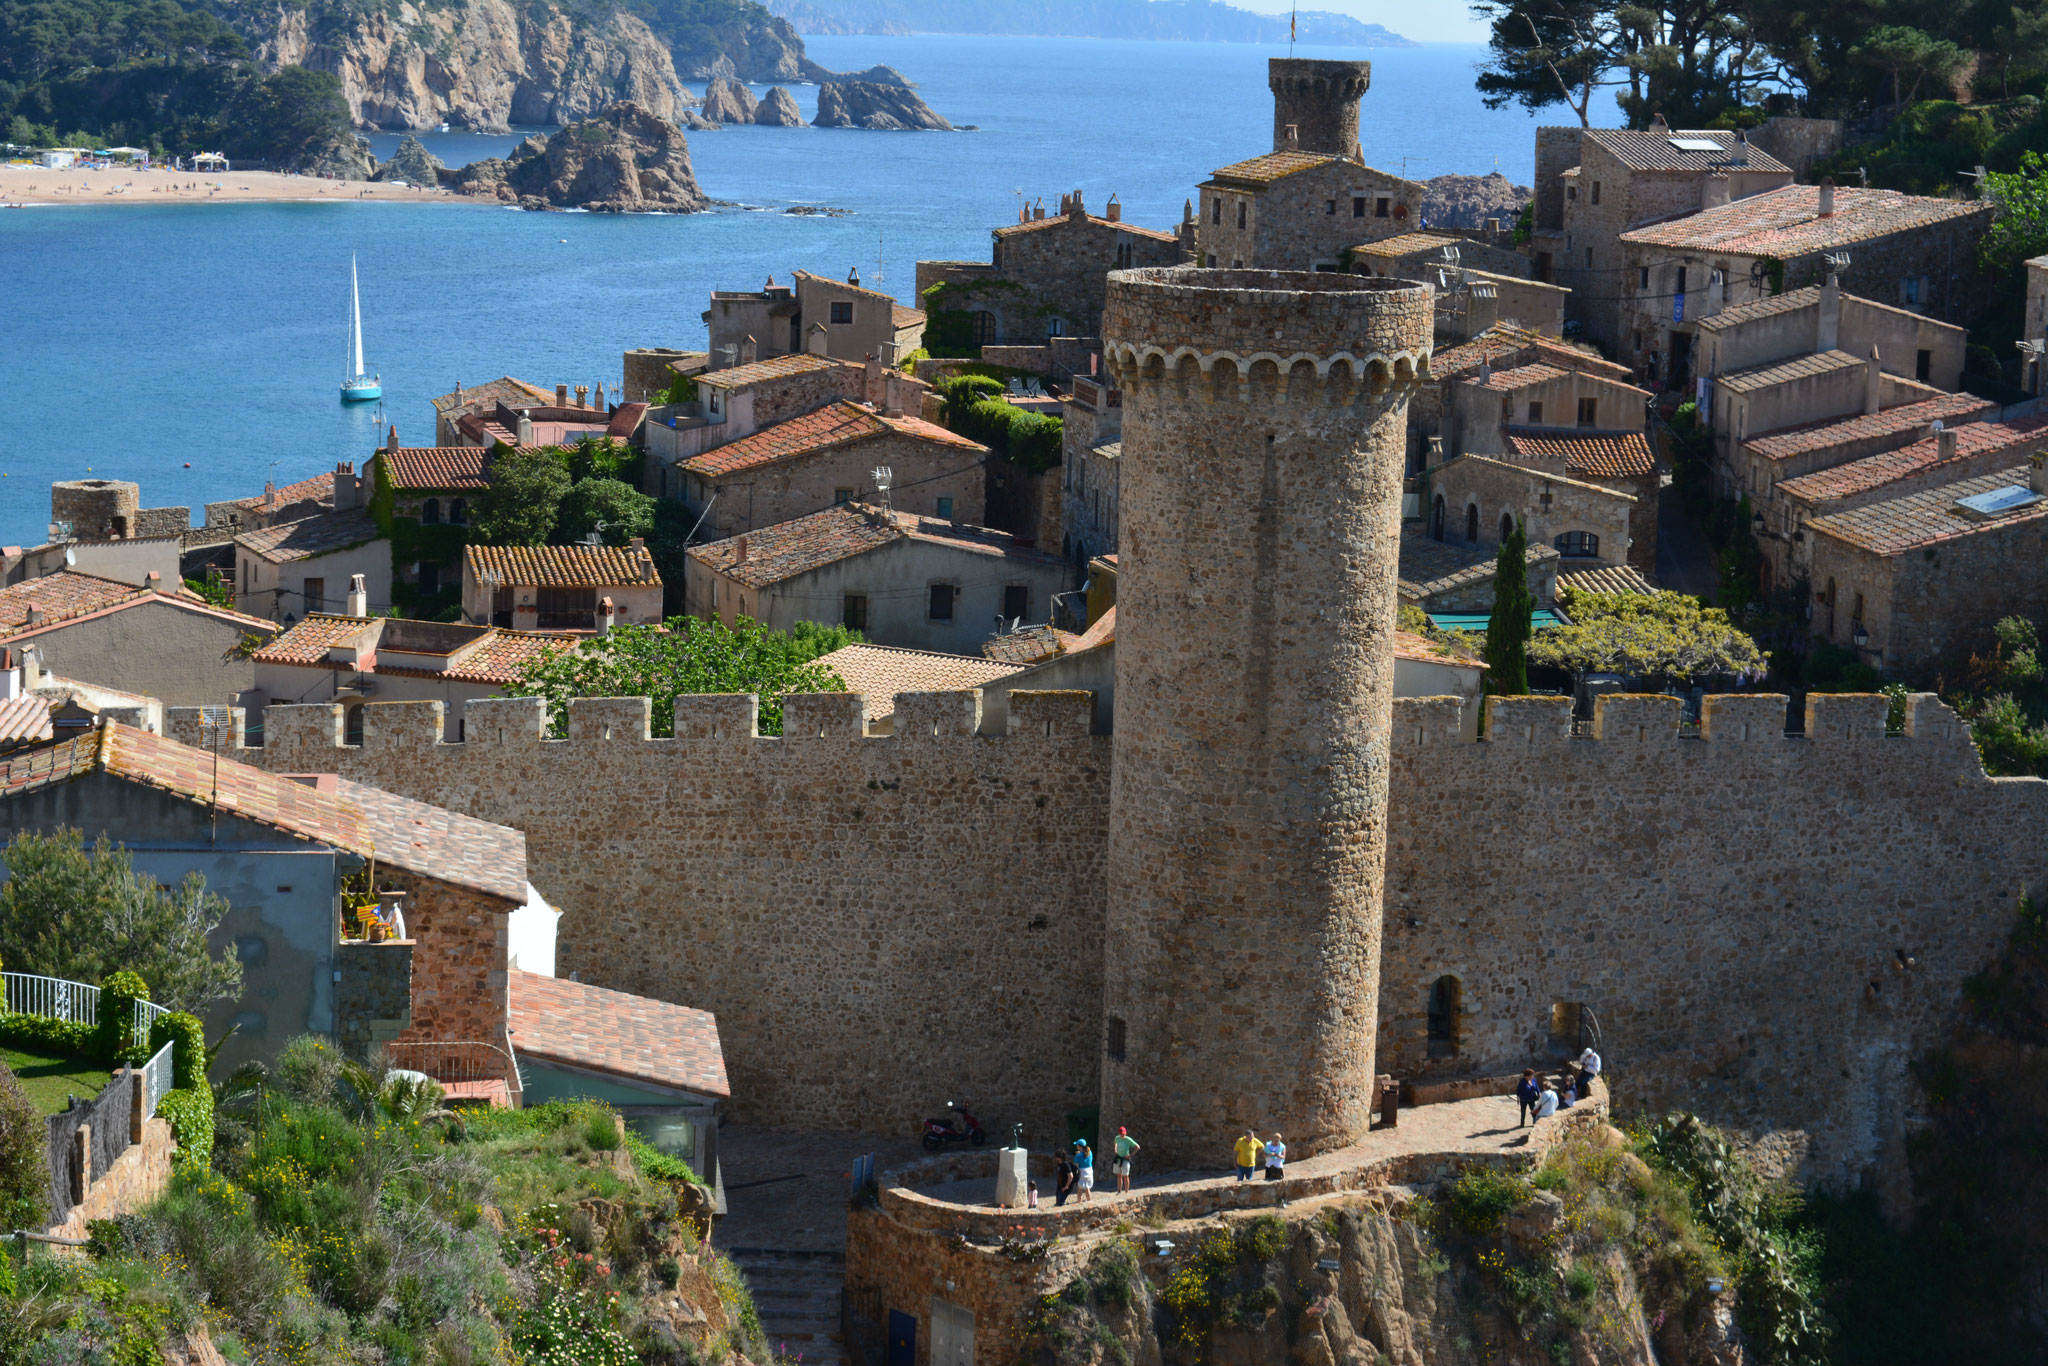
top-left (1422, 172), bottom-right (1532, 229)
top-left (813, 78), bottom-right (949, 130)
top-left (754, 86), bottom-right (805, 125)
top-left (224, 0), bottom-right (695, 132)
top-left (371, 134), bottom-right (444, 183)
top-left (700, 75), bottom-right (758, 122)
top-left (450, 101), bottom-right (706, 211)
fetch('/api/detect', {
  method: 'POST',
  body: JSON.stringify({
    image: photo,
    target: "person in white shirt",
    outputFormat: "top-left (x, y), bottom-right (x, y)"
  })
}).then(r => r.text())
top-left (1534, 1084), bottom-right (1560, 1120)
top-left (1577, 1046), bottom-right (1603, 1097)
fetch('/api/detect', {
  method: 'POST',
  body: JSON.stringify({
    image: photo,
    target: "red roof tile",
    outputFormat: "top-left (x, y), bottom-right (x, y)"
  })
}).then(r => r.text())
top-left (605, 402), bottom-right (648, 439)
top-left (235, 509), bottom-right (382, 564)
top-left (682, 400), bottom-right (984, 479)
top-left (0, 571), bottom-right (150, 630)
top-left (1469, 362), bottom-right (1569, 392)
top-left (814, 644), bottom-right (1025, 723)
top-left (431, 377), bottom-right (552, 416)
top-left (1777, 414), bottom-right (2048, 506)
top-left (0, 696), bottom-right (52, 747)
top-left (1503, 427), bottom-right (1657, 479)
top-left (252, 614), bottom-right (371, 665)
top-left (465, 543), bottom-right (660, 589)
top-left (689, 504), bottom-right (905, 587)
top-left (993, 212), bottom-right (1179, 242)
top-left (1742, 394), bottom-right (1997, 464)
top-left (1621, 184), bottom-right (1991, 256)
top-left (333, 775), bottom-right (528, 903)
top-left (701, 353), bottom-right (850, 389)
top-left (1432, 327), bottom-right (1630, 383)
top-left (1206, 150), bottom-right (1344, 184)
top-left (1714, 349), bottom-right (1865, 394)
top-left (382, 447), bottom-right (491, 491)
top-left (220, 470), bottom-right (337, 513)
top-left (508, 970), bottom-right (728, 1099)
top-left (1806, 464), bottom-right (2048, 554)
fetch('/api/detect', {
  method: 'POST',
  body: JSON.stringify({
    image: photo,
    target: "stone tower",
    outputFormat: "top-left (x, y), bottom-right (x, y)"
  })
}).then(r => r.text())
top-left (50, 478), bottom-right (140, 541)
top-left (1099, 267), bottom-right (1432, 1165)
top-left (1269, 57), bottom-right (1372, 158)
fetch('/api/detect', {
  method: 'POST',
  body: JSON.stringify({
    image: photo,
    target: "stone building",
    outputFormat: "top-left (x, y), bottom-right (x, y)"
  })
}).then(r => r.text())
top-left (703, 270), bottom-right (925, 371)
top-left (1805, 459), bottom-right (2048, 677)
top-left (1530, 121), bottom-right (1792, 353)
top-left (2026, 255), bottom-right (2048, 394)
top-left (1427, 453), bottom-right (1639, 574)
top-left (1710, 349), bottom-right (1952, 500)
top-left (685, 503), bottom-right (1069, 654)
top-left (914, 194), bottom-right (1181, 351)
top-left (1444, 359), bottom-right (1654, 463)
top-left (0, 571), bottom-right (274, 708)
top-left (1696, 275), bottom-right (1967, 393)
top-left (1503, 427), bottom-right (1659, 572)
top-left (461, 542), bottom-right (663, 631)
top-left (1194, 149), bottom-right (1424, 272)
top-left (441, 386), bottom-right (623, 450)
top-left (1399, 529), bottom-right (1560, 612)
top-left (1408, 326), bottom-right (1633, 472)
top-left (643, 352), bottom-right (869, 486)
top-left (1620, 183), bottom-right (1995, 387)
top-left (1058, 373), bottom-right (1121, 565)
top-left (365, 436), bottom-right (490, 614)
top-left (234, 510), bottom-right (387, 625)
top-left (1348, 230), bottom-right (1532, 282)
top-left (203, 463), bottom-right (365, 539)
top-left (431, 377), bottom-right (554, 445)
top-left (48, 478), bottom-right (191, 543)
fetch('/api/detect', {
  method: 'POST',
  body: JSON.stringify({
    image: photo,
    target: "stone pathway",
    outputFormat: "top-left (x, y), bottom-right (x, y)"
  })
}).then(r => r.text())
top-left (1655, 476), bottom-right (1719, 598)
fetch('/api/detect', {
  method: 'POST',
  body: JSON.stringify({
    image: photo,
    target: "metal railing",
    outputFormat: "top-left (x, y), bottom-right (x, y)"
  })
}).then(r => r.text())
top-left (3, 973), bottom-right (99, 1027)
top-left (385, 1041), bottom-right (524, 1105)
top-left (139, 1039), bottom-right (174, 1121)
top-left (133, 998), bottom-right (167, 1044)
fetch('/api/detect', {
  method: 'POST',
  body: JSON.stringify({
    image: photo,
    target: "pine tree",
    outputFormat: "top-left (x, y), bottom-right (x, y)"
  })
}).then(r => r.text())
top-left (1485, 519), bottom-right (1532, 697)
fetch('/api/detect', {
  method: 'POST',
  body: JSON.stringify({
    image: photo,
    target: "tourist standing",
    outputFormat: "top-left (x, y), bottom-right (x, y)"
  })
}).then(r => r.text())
top-left (1515, 1069), bottom-right (1541, 1128)
top-left (1577, 1045), bottom-right (1603, 1097)
top-left (1234, 1129), bottom-right (1262, 1181)
top-left (1112, 1126), bottom-right (1140, 1195)
top-left (1073, 1139), bottom-right (1095, 1202)
top-left (1264, 1133), bottom-right (1286, 1181)
top-left (1054, 1150), bottom-right (1077, 1207)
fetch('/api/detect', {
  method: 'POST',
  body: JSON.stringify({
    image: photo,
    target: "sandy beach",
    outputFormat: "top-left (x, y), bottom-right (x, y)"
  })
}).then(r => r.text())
top-left (0, 163), bottom-right (484, 206)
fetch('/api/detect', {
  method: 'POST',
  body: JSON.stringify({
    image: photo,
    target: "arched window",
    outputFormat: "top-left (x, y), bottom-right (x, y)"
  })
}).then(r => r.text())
top-left (1500, 513), bottom-right (1515, 543)
top-left (1465, 503), bottom-right (1480, 543)
top-left (421, 498), bottom-right (441, 525)
top-left (1554, 531), bottom-right (1599, 559)
top-left (971, 311), bottom-right (997, 345)
top-left (1431, 494), bottom-right (1445, 542)
top-left (1427, 976), bottom-right (1461, 1058)
top-left (344, 705), bottom-right (365, 747)
top-left (449, 498), bottom-right (467, 526)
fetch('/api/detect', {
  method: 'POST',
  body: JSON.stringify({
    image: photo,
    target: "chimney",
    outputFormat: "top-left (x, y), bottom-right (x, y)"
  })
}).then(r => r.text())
top-left (454, 381), bottom-right (463, 404)
top-left (333, 461), bottom-right (359, 510)
top-left (145, 570), bottom-right (161, 592)
top-left (1106, 194), bottom-right (1121, 222)
top-left (1033, 198), bottom-right (1045, 221)
top-left (1818, 177), bottom-right (1835, 217)
top-left (386, 423), bottom-right (398, 453)
top-left (848, 266), bottom-right (861, 286)
top-left (599, 595), bottom-right (616, 634)
top-left (262, 480), bottom-right (278, 511)
top-left (864, 353), bottom-right (884, 405)
top-left (741, 335), bottom-right (757, 365)
top-left (595, 381), bottom-right (606, 410)
top-left (1818, 270), bottom-right (1841, 351)
top-left (24, 602), bottom-right (40, 627)
top-left (1182, 197), bottom-right (1193, 226)
top-left (1058, 192), bottom-right (1069, 215)
top-left (883, 373), bottom-right (907, 418)
top-left (556, 383), bottom-right (569, 407)
top-left (734, 535), bottom-right (748, 565)
top-left (346, 573), bottom-right (367, 616)
top-left (806, 322), bottom-right (828, 356)
top-left (1649, 112), bottom-right (1670, 134)
top-left (1731, 128), bottom-right (1749, 166)
top-left (1068, 190), bottom-right (1085, 218)
top-left (1284, 123), bottom-right (1300, 149)
top-left (575, 384), bottom-right (589, 408)
top-left (1864, 344), bottom-right (1882, 415)
top-left (1937, 426), bottom-right (1957, 462)
top-left (765, 274), bottom-right (776, 289)
top-left (20, 644), bottom-right (40, 690)
top-left (1700, 173), bottom-right (1731, 210)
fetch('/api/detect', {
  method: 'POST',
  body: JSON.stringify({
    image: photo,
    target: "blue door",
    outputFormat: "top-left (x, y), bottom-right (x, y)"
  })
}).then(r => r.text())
top-left (888, 1309), bottom-right (916, 1366)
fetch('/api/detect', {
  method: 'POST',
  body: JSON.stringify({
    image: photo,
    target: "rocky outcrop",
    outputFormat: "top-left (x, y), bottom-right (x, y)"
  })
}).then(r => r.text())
top-left (453, 101), bottom-right (707, 212)
top-left (1423, 171), bottom-right (1532, 229)
top-left (371, 134), bottom-right (442, 183)
top-left (813, 79), bottom-right (950, 131)
top-left (700, 75), bottom-right (758, 123)
top-left (753, 85), bottom-right (804, 126)
top-left (228, 0), bottom-right (694, 132)
top-left (305, 130), bottom-right (374, 179)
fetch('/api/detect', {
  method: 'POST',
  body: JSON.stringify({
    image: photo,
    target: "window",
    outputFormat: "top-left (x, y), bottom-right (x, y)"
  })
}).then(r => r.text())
top-left (1554, 531), bottom-right (1600, 559)
top-left (1427, 976), bottom-right (1461, 1058)
top-left (1902, 276), bottom-right (1926, 306)
top-left (421, 498), bottom-right (441, 525)
top-left (1916, 349), bottom-right (1932, 383)
top-left (1585, 247), bottom-right (1593, 268)
top-left (1639, 266), bottom-right (1649, 290)
top-left (707, 388), bottom-right (722, 417)
top-left (1825, 577), bottom-right (1837, 636)
top-left (1326, 199), bottom-right (1336, 215)
top-left (1352, 196), bottom-right (1366, 218)
top-left (449, 498), bottom-right (467, 526)
top-left (1106, 1015), bottom-right (1127, 1062)
top-left (1577, 397), bottom-right (1598, 426)
top-left (1465, 503), bottom-right (1480, 543)
top-left (971, 311), bottom-right (997, 345)
top-left (843, 594), bottom-right (868, 631)
top-left (1375, 197), bottom-right (1390, 218)
top-left (537, 586), bottom-right (597, 630)
top-left (1675, 266), bottom-right (1688, 296)
top-left (1205, 253), bottom-right (1217, 268)
top-left (936, 496), bottom-right (954, 520)
top-left (1002, 584), bottom-right (1029, 623)
top-left (834, 487), bottom-right (854, 505)
top-left (492, 586), bottom-right (512, 627)
top-left (303, 578), bottom-right (325, 613)
top-left (1211, 197), bottom-right (1221, 224)
top-left (829, 300), bottom-right (853, 325)
top-left (1590, 180), bottom-right (1601, 204)
top-left (1852, 592), bottom-right (1865, 626)
top-left (1115, 239), bottom-right (1134, 268)
top-left (1237, 201), bottom-right (1247, 229)
top-left (1047, 316), bottom-right (1069, 337)
top-left (1232, 259), bottom-right (1243, 268)
top-left (1431, 493), bottom-right (1445, 541)
top-left (928, 583), bottom-right (955, 621)
top-left (1634, 331), bottom-right (1643, 353)
top-left (1501, 513), bottom-right (1515, 542)
top-left (1527, 401), bottom-right (1544, 423)
top-left (1567, 185), bottom-right (1577, 201)
top-left (344, 706), bottom-right (365, 747)
top-left (417, 562), bottom-right (440, 596)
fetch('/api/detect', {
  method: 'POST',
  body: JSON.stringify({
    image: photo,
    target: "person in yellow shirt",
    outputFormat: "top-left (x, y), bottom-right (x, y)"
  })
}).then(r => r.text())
top-left (1234, 1129), bottom-right (1262, 1182)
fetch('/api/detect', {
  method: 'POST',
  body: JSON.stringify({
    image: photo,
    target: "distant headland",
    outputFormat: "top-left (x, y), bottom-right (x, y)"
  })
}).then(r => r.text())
top-left (765, 0), bottom-right (1416, 46)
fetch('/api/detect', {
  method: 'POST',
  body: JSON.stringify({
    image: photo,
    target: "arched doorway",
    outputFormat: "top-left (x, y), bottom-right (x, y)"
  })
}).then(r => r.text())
top-left (1465, 503), bottom-right (1480, 543)
top-left (1500, 512), bottom-right (1514, 543)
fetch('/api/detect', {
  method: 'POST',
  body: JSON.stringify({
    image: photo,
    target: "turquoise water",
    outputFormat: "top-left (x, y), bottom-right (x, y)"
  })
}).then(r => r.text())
top-left (0, 37), bottom-right (1605, 543)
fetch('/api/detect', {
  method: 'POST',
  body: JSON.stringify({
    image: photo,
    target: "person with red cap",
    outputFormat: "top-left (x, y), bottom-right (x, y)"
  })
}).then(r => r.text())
top-left (1111, 1126), bottom-right (1141, 1195)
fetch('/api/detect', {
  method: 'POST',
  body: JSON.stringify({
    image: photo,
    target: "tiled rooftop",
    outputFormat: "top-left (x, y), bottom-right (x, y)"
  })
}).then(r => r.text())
top-left (464, 543), bottom-right (659, 588)
top-left (681, 400), bottom-right (984, 479)
top-left (1806, 464), bottom-right (2048, 555)
top-left (1350, 231), bottom-right (1461, 259)
top-left (508, 969), bottom-right (729, 1099)
top-left (1560, 564), bottom-right (1657, 596)
top-left (1777, 414), bottom-right (2048, 506)
top-left (1392, 629), bottom-right (1482, 667)
top-left (1696, 286), bottom-right (1823, 331)
top-left (1431, 326), bottom-right (1628, 382)
top-left (993, 212), bottom-right (1178, 241)
top-left (0, 571), bottom-right (158, 630)
top-left (700, 353), bottom-right (849, 389)
top-left (1742, 393), bottom-right (1997, 463)
top-left (252, 613), bottom-right (372, 664)
top-left (605, 402), bottom-right (648, 439)
top-left (1713, 349), bottom-right (1865, 394)
top-left (1502, 427), bottom-right (1657, 479)
top-left (691, 504), bottom-right (1059, 589)
top-left (813, 644), bottom-right (1025, 723)
top-left (891, 305), bottom-right (927, 328)
top-left (236, 509), bottom-right (382, 564)
top-left (255, 614), bottom-right (577, 683)
top-left (1399, 529), bottom-right (1560, 600)
top-left (1467, 361), bottom-right (1569, 392)
top-left (424, 631), bottom-right (576, 685)
top-left (0, 696), bottom-right (52, 747)
top-left (381, 447), bottom-right (491, 491)
top-left (1207, 150), bottom-right (1342, 184)
top-left (431, 376), bottom-right (551, 415)
top-left (219, 469), bottom-right (337, 513)
top-left (333, 776), bottom-right (528, 902)
top-left (1586, 128), bottom-right (1790, 174)
top-left (1621, 184), bottom-right (1991, 256)
top-left (981, 624), bottom-right (1077, 667)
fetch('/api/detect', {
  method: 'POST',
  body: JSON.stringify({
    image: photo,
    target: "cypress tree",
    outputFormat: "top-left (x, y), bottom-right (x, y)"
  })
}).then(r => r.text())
top-left (1485, 519), bottom-right (1532, 696)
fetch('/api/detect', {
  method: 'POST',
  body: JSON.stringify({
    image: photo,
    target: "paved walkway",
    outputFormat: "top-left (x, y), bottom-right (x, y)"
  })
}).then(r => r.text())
top-left (1656, 477), bottom-right (1719, 598)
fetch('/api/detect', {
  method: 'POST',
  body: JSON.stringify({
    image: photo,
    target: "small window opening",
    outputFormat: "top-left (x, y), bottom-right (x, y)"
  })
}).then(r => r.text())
top-left (1577, 397), bottom-right (1598, 426)
top-left (1547, 1002), bottom-right (1589, 1057)
top-left (421, 498), bottom-right (441, 525)
top-left (1106, 1015), bottom-right (1127, 1062)
top-left (928, 583), bottom-right (955, 621)
top-left (1427, 976), bottom-right (1461, 1058)
top-left (1465, 503), bottom-right (1480, 543)
top-left (843, 594), bottom-right (868, 631)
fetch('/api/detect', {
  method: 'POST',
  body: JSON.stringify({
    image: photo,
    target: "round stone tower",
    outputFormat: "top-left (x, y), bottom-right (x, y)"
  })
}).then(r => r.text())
top-left (1269, 57), bottom-right (1372, 158)
top-left (1098, 267), bottom-right (1431, 1165)
top-left (50, 478), bottom-right (140, 541)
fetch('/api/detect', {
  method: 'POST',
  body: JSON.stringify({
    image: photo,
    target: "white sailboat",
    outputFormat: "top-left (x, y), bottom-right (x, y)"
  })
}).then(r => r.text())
top-left (340, 255), bottom-right (382, 403)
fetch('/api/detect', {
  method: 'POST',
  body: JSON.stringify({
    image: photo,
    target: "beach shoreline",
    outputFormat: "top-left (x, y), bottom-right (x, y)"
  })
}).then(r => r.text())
top-left (0, 164), bottom-right (487, 207)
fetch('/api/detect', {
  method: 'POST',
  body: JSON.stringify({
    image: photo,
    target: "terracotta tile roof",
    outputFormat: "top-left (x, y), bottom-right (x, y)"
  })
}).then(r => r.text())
top-left (689, 505), bottom-right (906, 588)
top-left (464, 543), bottom-right (659, 589)
top-left (0, 696), bottom-right (52, 747)
top-left (1351, 231), bottom-right (1461, 259)
top-left (790, 268), bottom-right (905, 304)
top-left (813, 643), bottom-right (1025, 723)
top-left (1696, 285), bottom-right (1824, 331)
top-left (1742, 394), bottom-right (1996, 463)
top-left (1399, 529), bottom-right (1560, 601)
top-left (220, 470), bottom-right (337, 512)
top-left (1620, 184), bottom-right (1990, 256)
top-left (701, 353), bottom-right (849, 389)
top-left (1469, 361), bottom-right (1569, 392)
top-left (381, 447), bottom-right (491, 491)
top-left (606, 402), bottom-right (648, 439)
top-left (1806, 465), bottom-right (2048, 555)
top-left (1393, 629), bottom-right (1483, 667)
top-left (981, 624), bottom-right (1079, 666)
top-left (1585, 128), bottom-right (1789, 173)
top-left (1714, 348), bottom-right (1864, 394)
top-left (235, 509), bottom-right (383, 564)
top-left (891, 305), bottom-right (926, 329)
top-left (681, 400), bottom-right (984, 479)
top-left (1069, 604), bottom-right (1115, 652)
top-left (1208, 150), bottom-right (1341, 184)
top-left (0, 571), bottom-right (154, 630)
top-left (1503, 427), bottom-right (1657, 479)
top-left (252, 613), bottom-right (372, 665)
top-left (333, 776), bottom-right (527, 902)
top-left (428, 631), bottom-right (577, 684)
top-left (1777, 415), bottom-right (2048, 506)
top-left (432, 377), bottom-right (552, 415)
top-left (1432, 326), bottom-right (1630, 382)
top-left (256, 614), bottom-right (577, 683)
top-left (508, 969), bottom-right (729, 1099)
top-left (993, 212), bottom-right (1179, 242)
top-left (1560, 565), bottom-right (1657, 596)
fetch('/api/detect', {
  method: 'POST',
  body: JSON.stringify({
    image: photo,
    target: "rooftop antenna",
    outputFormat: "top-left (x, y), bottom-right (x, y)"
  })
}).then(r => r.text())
top-left (1856, 165), bottom-right (1869, 188)
top-left (871, 464), bottom-right (893, 513)
top-left (874, 229), bottom-right (884, 287)
top-left (1822, 250), bottom-right (1852, 277)
top-left (198, 704), bottom-right (230, 846)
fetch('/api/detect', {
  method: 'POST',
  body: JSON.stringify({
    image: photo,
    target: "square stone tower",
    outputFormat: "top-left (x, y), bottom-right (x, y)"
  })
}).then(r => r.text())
top-left (1099, 268), bottom-right (1433, 1165)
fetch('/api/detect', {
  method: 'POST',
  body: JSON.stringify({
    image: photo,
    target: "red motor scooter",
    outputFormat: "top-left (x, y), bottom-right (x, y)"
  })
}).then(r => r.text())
top-left (920, 1101), bottom-right (986, 1151)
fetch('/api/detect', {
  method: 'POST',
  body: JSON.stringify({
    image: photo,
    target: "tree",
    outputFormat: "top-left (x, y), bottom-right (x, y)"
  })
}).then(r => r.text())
top-left (0, 829), bottom-right (243, 1014)
top-left (1473, 0), bottom-right (1640, 126)
top-left (0, 1065), bottom-right (43, 1229)
top-left (499, 616), bottom-right (860, 738)
top-left (1484, 520), bottom-right (1533, 696)
top-left (471, 444), bottom-right (571, 546)
top-left (555, 478), bottom-right (656, 547)
top-left (1849, 25), bottom-right (1968, 108)
top-left (1528, 586), bottom-right (1767, 681)
top-left (1982, 152), bottom-right (2048, 277)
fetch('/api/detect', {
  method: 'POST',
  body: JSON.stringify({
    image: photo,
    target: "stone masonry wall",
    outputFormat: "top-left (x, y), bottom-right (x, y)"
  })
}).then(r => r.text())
top-left (1196, 161), bottom-right (1423, 272)
top-left (698, 431), bottom-right (987, 539)
top-left (335, 940), bottom-right (413, 1057)
top-left (182, 687), bottom-right (2048, 1187)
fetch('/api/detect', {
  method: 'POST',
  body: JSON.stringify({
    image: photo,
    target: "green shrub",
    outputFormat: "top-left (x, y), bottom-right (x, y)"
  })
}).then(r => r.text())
top-left (0, 1010), bottom-right (93, 1057)
top-left (149, 1010), bottom-right (207, 1091)
top-left (1241, 1213), bottom-right (1287, 1261)
top-left (155, 1088), bottom-right (214, 1169)
top-left (583, 1108), bottom-right (621, 1152)
top-left (936, 373), bottom-right (1004, 421)
top-left (1089, 1241), bottom-right (1137, 1308)
top-left (97, 970), bottom-right (151, 1064)
top-left (0, 1064), bottom-right (46, 1228)
top-left (1446, 1167), bottom-right (1529, 1234)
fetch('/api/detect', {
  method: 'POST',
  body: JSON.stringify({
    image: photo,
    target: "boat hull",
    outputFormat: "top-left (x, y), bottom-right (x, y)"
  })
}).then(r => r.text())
top-left (341, 380), bottom-right (383, 402)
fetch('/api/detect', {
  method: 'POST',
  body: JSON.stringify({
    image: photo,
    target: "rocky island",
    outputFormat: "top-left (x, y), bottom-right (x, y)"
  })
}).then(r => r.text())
top-left (446, 101), bottom-right (707, 212)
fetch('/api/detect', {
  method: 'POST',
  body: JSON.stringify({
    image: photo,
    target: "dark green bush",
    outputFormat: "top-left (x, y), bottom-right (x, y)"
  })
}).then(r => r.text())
top-left (97, 970), bottom-right (151, 1065)
top-left (0, 1064), bottom-right (45, 1228)
top-left (1447, 1166), bottom-right (1529, 1234)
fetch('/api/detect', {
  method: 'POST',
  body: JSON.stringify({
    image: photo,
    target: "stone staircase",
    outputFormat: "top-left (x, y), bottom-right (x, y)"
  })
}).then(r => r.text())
top-left (728, 1246), bottom-right (850, 1366)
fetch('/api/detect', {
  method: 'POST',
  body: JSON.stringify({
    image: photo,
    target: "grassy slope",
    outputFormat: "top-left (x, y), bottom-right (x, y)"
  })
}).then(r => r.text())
top-left (1, 1046), bottom-right (113, 1116)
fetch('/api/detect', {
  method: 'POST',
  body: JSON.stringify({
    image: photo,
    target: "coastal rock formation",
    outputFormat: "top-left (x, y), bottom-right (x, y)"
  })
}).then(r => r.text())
top-left (371, 135), bottom-right (443, 183)
top-left (753, 85), bottom-right (805, 126)
top-left (454, 101), bottom-right (706, 212)
top-left (1423, 170), bottom-right (1532, 229)
top-left (699, 75), bottom-right (758, 123)
top-left (813, 79), bottom-right (950, 131)
top-left (305, 130), bottom-right (375, 179)
top-left (235, 0), bottom-right (694, 132)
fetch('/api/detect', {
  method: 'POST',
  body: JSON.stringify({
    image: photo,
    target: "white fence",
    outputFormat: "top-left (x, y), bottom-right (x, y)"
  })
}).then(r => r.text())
top-left (139, 1039), bottom-right (175, 1121)
top-left (3, 972), bottom-right (167, 1054)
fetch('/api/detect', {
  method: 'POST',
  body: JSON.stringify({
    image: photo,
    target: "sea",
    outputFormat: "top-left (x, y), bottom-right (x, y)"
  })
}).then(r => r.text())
top-left (0, 37), bottom-right (1616, 544)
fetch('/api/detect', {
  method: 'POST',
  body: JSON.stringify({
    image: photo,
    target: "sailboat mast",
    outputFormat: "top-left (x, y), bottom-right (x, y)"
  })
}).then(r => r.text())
top-left (350, 255), bottom-right (365, 378)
